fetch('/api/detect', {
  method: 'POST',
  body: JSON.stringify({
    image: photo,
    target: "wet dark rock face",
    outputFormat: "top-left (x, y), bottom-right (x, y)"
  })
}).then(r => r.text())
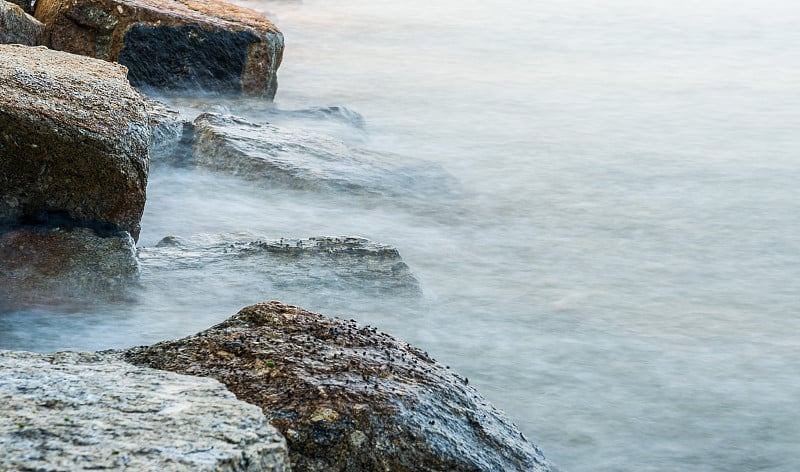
top-left (125, 302), bottom-right (552, 472)
top-left (0, 44), bottom-right (149, 240)
top-left (34, 0), bottom-right (284, 97)
top-left (120, 24), bottom-right (257, 93)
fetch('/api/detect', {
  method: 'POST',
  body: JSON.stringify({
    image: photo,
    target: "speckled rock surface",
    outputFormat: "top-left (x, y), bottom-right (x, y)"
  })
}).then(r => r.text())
top-left (125, 302), bottom-right (552, 472)
top-left (0, 227), bottom-right (138, 310)
top-left (0, 0), bottom-right (43, 44)
top-left (0, 44), bottom-right (149, 240)
top-left (35, 0), bottom-right (283, 97)
top-left (190, 113), bottom-right (454, 198)
top-left (0, 350), bottom-right (290, 471)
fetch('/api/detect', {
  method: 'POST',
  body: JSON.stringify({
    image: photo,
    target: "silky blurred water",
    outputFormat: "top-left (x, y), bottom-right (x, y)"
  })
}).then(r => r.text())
top-left (3, 0), bottom-right (800, 470)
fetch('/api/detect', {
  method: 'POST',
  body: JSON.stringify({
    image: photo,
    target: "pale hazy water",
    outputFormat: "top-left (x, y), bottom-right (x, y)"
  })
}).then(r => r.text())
top-left (3, 0), bottom-right (800, 470)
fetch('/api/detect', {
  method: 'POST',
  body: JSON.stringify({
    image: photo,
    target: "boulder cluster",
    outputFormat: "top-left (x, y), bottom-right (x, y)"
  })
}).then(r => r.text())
top-left (0, 1), bottom-right (553, 470)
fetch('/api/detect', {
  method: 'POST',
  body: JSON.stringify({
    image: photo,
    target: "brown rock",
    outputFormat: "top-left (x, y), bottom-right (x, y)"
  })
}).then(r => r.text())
top-left (0, 0), bottom-right (44, 44)
top-left (0, 44), bottom-right (149, 240)
top-left (0, 227), bottom-right (138, 310)
top-left (34, 0), bottom-right (283, 98)
top-left (125, 302), bottom-right (553, 472)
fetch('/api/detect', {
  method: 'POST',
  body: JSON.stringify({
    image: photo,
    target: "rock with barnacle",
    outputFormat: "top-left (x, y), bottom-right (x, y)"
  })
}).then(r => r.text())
top-left (123, 301), bottom-right (553, 472)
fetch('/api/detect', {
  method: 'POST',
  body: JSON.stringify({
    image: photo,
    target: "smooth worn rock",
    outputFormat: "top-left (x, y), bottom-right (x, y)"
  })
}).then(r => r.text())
top-left (191, 113), bottom-right (455, 198)
top-left (125, 302), bottom-right (552, 472)
top-left (137, 234), bottom-right (420, 298)
top-left (0, 227), bottom-right (138, 310)
top-left (35, 0), bottom-right (284, 97)
top-left (0, 44), bottom-right (149, 240)
top-left (0, 350), bottom-right (290, 471)
top-left (0, 0), bottom-right (44, 44)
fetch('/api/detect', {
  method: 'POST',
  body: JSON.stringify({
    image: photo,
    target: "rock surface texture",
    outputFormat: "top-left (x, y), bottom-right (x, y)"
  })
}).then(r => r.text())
top-left (190, 113), bottom-right (454, 198)
top-left (0, 227), bottom-right (138, 310)
top-left (0, 0), bottom-right (44, 44)
top-left (0, 350), bottom-right (290, 471)
top-left (0, 44), bottom-right (149, 240)
top-left (125, 302), bottom-right (552, 472)
top-left (138, 234), bottom-right (420, 297)
top-left (34, 0), bottom-right (283, 97)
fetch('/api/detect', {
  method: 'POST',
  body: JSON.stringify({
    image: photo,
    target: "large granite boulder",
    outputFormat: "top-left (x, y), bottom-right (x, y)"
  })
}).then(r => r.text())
top-left (125, 302), bottom-right (552, 472)
top-left (190, 113), bottom-right (455, 198)
top-left (0, 227), bottom-right (138, 310)
top-left (0, 44), bottom-right (149, 240)
top-left (0, 350), bottom-right (290, 471)
top-left (0, 0), bottom-right (43, 43)
top-left (34, 0), bottom-right (283, 97)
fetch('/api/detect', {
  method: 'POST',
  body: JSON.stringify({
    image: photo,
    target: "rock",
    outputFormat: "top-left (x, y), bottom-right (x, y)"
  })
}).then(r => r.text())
top-left (34, 0), bottom-right (284, 98)
top-left (0, 0), bottom-right (44, 44)
top-left (191, 113), bottom-right (455, 198)
top-left (0, 350), bottom-right (290, 471)
top-left (125, 302), bottom-right (552, 472)
top-left (137, 234), bottom-right (420, 297)
top-left (0, 227), bottom-right (138, 310)
top-left (144, 98), bottom-right (190, 160)
top-left (0, 44), bottom-right (149, 240)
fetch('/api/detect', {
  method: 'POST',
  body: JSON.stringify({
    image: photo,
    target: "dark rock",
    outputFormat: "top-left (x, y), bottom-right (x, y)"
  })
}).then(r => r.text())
top-left (125, 302), bottom-right (552, 472)
top-left (0, 350), bottom-right (290, 471)
top-left (0, 44), bottom-right (149, 240)
top-left (190, 113), bottom-right (455, 198)
top-left (34, 0), bottom-right (284, 98)
top-left (0, 0), bottom-right (43, 44)
top-left (137, 234), bottom-right (420, 297)
top-left (0, 227), bottom-right (138, 310)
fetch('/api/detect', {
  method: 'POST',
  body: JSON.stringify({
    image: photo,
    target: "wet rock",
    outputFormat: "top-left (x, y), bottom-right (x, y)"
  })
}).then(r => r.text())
top-left (0, 227), bottom-right (138, 310)
top-left (0, 0), bottom-right (44, 44)
top-left (34, 0), bottom-right (284, 98)
top-left (125, 302), bottom-right (552, 472)
top-left (0, 350), bottom-right (290, 471)
top-left (191, 113), bottom-right (454, 198)
top-left (144, 98), bottom-right (190, 160)
top-left (138, 234), bottom-right (420, 297)
top-left (0, 44), bottom-right (149, 240)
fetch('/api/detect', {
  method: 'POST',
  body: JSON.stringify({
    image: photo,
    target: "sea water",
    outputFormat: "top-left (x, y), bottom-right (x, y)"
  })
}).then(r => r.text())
top-left (2, 0), bottom-right (800, 470)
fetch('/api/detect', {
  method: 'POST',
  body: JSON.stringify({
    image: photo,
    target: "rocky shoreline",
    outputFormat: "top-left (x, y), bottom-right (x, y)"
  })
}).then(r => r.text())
top-left (0, 0), bottom-right (553, 470)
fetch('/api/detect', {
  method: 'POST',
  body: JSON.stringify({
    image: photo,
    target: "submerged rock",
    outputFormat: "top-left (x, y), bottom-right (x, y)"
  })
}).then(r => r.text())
top-left (190, 113), bottom-right (454, 198)
top-left (0, 227), bottom-right (138, 309)
top-left (0, 44), bottom-right (149, 240)
top-left (138, 234), bottom-right (420, 297)
top-left (125, 302), bottom-right (552, 472)
top-left (0, 0), bottom-right (43, 44)
top-left (145, 98), bottom-right (189, 160)
top-left (0, 350), bottom-right (290, 471)
top-left (34, 0), bottom-right (283, 98)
